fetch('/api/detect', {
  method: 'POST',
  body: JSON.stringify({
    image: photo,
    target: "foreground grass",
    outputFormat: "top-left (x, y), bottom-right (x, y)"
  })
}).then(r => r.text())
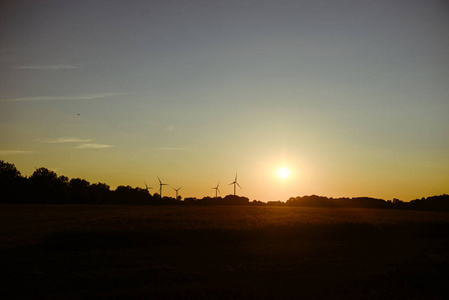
top-left (1, 205), bottom-right (448, 299)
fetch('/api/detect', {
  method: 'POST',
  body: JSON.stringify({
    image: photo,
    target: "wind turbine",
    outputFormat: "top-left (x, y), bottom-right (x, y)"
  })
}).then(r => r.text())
top-left (144, 181), bottom-right (153, 193)
top-left (157, 176), bottom-right (169, 197)
top-left (172, 186), bottom-right (182, 199)
top-left (212, 182), bottom-right (220, 198)
top-left (229, 173), bottom-right (242, 196)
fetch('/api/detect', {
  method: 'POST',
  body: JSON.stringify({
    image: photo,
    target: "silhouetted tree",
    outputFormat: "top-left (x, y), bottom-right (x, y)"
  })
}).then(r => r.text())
top-left (409, 194), bottom-right (449, 211)
top-left (267, 201), bottom-right (285, 206)
top-left (0, 160), bottom-right (26, 203)
top-left (251, 200), bottom-right (265, 206)
top-left (69, 178), bottom-right (91, 203)
top-left (223, 194), bottom-right (250, 205)
top-left (113, 185), bottom-right (156, 204)
top-left (183, 197), bottom-right (198, 204)
top-left (88, 182), bottom-right (111, 204)
top-left (287, 195), bottom-right (333, 207)
top-left (29, 168), bottom-right (69, 203)
top-left (0, 160), bottom-right (21, 178)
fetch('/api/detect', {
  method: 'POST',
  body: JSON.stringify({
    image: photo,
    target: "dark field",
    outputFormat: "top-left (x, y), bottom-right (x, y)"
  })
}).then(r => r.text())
top-left (1, 205), bottom-right (448, 299)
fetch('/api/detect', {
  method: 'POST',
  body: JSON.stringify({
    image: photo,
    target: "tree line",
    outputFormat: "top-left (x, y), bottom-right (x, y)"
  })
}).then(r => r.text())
top-left (283, 194), bottom-right (449, 211)
top-left (0, 161), bottom-right (250, 205)
top-left (1, 160), bottom-right (447, 211)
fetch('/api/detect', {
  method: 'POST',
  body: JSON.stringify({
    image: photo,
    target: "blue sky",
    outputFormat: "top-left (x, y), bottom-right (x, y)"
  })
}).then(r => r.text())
top-left (1, 0), bottom-right (448, 201)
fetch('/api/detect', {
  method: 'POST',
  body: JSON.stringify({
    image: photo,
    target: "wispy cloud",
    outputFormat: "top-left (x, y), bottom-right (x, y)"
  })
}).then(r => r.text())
top-left (156, 147), bottom-right (188, 150)
top-left (40, 137), bottom-right (112, 150)
top-left (76, 143), bottom-right (113, 149)
top-left (4, 93), bottom-right (125, 102)
top-left (43, 137), bottom-right (93, 144)
top-left (15, 64), bottom-right (80, 70)
top-left (0, 150), bottom-right (34, 155)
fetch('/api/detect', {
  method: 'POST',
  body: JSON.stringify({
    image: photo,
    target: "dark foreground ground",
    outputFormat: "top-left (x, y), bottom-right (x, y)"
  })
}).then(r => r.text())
top-left (1, 205), bottom-right (448, 299)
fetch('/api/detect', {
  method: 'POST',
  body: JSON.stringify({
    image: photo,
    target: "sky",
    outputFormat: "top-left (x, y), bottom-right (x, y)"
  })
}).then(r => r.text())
top-left (1, 0), bottom-right (448, 202)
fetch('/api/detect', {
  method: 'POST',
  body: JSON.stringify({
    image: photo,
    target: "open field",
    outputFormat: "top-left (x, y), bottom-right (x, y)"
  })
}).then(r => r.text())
top-left (1, 205), bottom-right (449, 299)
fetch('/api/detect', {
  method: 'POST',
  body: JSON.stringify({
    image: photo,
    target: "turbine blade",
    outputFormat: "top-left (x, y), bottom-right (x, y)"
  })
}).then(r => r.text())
top-left (157, 177), bottom-right (162, 184)
top-left (237, 182), bottom-right (242, 189)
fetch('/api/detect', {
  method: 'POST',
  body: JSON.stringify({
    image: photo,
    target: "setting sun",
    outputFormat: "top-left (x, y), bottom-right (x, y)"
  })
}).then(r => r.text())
top-left (277, 167), bottom-right (291, 179)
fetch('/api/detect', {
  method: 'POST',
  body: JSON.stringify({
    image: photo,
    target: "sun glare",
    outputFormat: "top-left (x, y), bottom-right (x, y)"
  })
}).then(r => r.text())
top-left (277, 167), bottom-right (290, 179)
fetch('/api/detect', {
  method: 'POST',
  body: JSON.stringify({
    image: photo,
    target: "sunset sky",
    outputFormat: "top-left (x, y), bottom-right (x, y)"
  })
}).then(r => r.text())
top-left (1, 0), bottom-right (448, 202)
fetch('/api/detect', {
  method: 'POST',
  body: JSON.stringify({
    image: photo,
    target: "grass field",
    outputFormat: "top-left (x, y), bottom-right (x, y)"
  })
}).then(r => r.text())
top-left (1, 205), bottom-right (448, 299)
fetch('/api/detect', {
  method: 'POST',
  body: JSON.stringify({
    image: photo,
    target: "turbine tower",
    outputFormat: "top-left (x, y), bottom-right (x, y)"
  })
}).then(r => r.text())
top-left (212, 182), bottom-right (220, 198)
top-left (173, 186), bottom-right (182, 199)
top-left (157, 176), bottom-right (168, 197)
top-left (229, 173), bottom-right (241, 196)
